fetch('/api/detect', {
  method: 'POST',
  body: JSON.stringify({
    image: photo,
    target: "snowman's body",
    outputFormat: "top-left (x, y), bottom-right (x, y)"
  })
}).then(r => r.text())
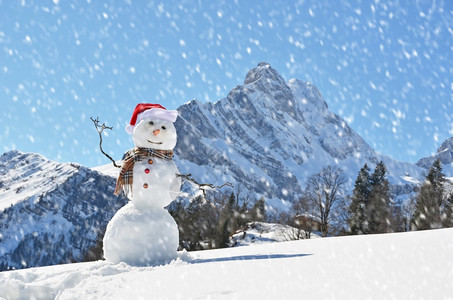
top-left (103, 105), bottom-right (181, 266)
top-left (131, 158), bottom-right (180, 209)
top-left (102, 202), bottom-right (179, 265)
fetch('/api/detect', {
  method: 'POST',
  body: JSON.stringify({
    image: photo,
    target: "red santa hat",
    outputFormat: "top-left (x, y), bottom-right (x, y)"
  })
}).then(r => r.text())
top-left (125, 103), bottom-right (178, 134)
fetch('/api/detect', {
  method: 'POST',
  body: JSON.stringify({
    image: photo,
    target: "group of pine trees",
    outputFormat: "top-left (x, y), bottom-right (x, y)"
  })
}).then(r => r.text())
top-left (171, 158), bottom-right (452, 246)
top-left (348, 159), bottom-right (453, 235)
top-left (411, 159), bottom-right (453, 230)
top-left (348, 161), bottom-right (392, 234)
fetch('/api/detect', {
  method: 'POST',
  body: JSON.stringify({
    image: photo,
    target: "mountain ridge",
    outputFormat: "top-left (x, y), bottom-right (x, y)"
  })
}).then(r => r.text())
top-left (174, 62), bottom-right (427, 207)
top-left (0, 150), bottom-right (128, 270)
top-left (417, 136), bottom-right (453, 175)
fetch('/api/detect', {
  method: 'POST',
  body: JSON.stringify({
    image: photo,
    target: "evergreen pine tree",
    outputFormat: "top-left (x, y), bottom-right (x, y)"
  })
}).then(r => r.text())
top-left (82, 229), bottom-right (105, 261)
top-left (183, 196), bottom-right (217, 250)
top-left (412, 159), bottom-right (445, 230)
top-left (216, 192), bottom-right (237, 248)
top-left (367, 161), bottom-right (391, 233)
top-left (349, 164), bottom-right (371, 234)
top-left (250, 197), bottom-right (266, 222)
top-left (442, 192), bottom-right (453, 228)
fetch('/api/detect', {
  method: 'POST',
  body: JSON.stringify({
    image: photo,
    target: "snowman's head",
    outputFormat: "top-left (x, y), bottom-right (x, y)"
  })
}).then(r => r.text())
top-left (132, 118), bottom-right (177, 150)
top-left (126, 103), bottom-right (178, 150)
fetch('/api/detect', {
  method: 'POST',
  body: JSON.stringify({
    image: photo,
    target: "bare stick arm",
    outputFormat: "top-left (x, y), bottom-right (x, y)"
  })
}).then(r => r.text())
top-left (176, 173), bottom-right (233, 196)
top-left (90, 117), bottom-right (121, 168)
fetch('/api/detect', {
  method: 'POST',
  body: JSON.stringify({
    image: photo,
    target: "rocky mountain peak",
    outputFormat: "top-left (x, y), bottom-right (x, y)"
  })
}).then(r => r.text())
top-left (174, 63), bottom-right (390, 203)
top-left (244, 62), bottom-right (281, 84)
top-left (416, 136), bottom-right (453, 170)
top-left (288, 79), bottom-right (329, 113)
top-left (439, 137), bottom-right (453, 153)
top-left (243, 62), bottom-right (289, 93)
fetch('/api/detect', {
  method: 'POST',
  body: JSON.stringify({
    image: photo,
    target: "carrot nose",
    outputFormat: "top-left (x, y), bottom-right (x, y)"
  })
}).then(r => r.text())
top-left (153, 129), bottom-right (160, 136)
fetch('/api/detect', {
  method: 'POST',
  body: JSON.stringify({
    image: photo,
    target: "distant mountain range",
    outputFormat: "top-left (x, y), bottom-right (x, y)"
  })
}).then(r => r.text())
top-left (0, 150), bottom-right (128, 271)
top-left (416, 137), bottom-right (453, 174)
top-left (1, 62), bottom-right (451, 270)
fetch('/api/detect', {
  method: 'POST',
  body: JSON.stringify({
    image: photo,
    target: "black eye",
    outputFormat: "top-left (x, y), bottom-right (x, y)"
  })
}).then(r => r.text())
top-left (161, 126), bottom-right (166, 130)
top-left (149, 121), bottom-right (154, 125)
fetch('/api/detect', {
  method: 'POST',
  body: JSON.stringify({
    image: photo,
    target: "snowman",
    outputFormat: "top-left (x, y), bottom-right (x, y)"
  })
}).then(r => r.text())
top-left (103, 103), bottom-right (181, 266)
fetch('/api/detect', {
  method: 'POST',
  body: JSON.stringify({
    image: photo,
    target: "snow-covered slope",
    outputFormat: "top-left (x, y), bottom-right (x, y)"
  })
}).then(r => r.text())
top-left (0, 150), bottom-right (128, 270)
top-left (0, 150), bottom-right (77, 211)
top-left (174, 62), bottom-right (425, 207)
top-left (1, 228), bottom-right (451, 299)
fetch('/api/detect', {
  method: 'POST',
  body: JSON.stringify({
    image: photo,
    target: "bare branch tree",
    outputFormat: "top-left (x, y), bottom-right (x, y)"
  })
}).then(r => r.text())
top-left (90, 117), bottom-right (121, 168)
top-left (305, 166), bottom-right (346, 237)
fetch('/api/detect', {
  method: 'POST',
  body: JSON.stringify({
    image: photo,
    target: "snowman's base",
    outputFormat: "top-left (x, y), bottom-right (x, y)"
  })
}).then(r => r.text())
top-left (103, 202), bottom-right (179, 266)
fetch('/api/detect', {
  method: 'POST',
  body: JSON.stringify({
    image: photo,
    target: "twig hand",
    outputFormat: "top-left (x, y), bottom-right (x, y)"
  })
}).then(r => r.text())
top-left (176, 173), bottom-right (233, 197)
top-left (90, 117), bottom-right (121, 168)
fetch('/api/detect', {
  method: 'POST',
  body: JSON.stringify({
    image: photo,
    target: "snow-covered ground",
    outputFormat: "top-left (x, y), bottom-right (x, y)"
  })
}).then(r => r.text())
top-left (1, 228), bottom-right (451, 299)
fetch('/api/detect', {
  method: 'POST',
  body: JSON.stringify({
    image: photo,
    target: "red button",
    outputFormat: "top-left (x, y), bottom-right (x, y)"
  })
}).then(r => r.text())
top-left (144, 168), bottom-right (150, 174)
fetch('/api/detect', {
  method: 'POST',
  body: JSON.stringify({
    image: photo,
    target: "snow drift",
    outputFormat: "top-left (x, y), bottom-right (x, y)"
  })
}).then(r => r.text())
top-left (0, 228), bottom-right (451, 299)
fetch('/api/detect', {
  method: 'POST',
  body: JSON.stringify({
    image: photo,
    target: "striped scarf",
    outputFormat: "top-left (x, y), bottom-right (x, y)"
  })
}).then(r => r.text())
top-left (114, 147), bottom-right (174, 196)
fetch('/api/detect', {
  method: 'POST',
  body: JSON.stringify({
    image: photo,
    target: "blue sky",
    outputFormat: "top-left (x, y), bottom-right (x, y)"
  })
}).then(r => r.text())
top-left (0, 0), bottom-right (452, 167)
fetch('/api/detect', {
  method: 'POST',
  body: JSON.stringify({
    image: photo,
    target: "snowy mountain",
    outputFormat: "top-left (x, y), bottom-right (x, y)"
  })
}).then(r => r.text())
top-left (174, 62), bottom-right (424, 208)
top-left (0, 150), bottom-right (128, 271)
top-left (1, 228), bottom-right (452, 299)
top-left (0, 63), bottom-right (445, 271)
top-left (417, 136), bottom-right (453, 175)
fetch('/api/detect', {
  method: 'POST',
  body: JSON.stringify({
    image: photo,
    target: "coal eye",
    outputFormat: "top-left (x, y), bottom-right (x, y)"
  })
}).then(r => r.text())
top-left (149, 121), bottom-right (154, 125)
top-left (161, 126), bottom-right (166, 130)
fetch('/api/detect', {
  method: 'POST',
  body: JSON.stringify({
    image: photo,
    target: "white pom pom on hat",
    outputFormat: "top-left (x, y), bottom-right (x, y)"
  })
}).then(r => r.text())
top-left (125, 103), bottom-right (178, 134)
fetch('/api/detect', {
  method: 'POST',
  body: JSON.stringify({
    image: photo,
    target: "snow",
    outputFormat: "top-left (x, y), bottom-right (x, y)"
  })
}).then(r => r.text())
top-left (1, 228), bottom-right (451, 299)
